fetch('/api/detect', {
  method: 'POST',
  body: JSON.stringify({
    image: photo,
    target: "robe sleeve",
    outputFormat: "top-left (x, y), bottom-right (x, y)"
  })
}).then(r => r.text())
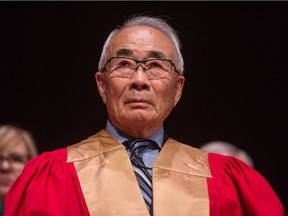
top-left (207, 153), bottom-right (285, 216)
top-left (4, 148), bottom-right (89, 216)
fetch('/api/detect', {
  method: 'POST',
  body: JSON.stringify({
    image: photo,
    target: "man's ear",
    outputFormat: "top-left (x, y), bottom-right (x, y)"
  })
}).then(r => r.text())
top-left (174, 75), bottom-right (185, 107)
top-left (95, 72), bottom-right (106, 103)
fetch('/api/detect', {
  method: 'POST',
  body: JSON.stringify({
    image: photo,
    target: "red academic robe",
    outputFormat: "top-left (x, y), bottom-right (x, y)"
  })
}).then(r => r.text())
top-left (4, 130), bottom-right (285, 216)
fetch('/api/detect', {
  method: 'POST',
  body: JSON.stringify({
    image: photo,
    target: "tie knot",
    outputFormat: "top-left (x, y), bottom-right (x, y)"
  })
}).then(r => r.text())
top-left (124, 139), bottom-right (160, 156)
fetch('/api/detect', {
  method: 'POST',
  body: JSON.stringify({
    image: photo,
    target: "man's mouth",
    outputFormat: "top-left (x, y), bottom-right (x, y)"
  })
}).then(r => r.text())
top-left (125, 98), bottom-right (152, 107)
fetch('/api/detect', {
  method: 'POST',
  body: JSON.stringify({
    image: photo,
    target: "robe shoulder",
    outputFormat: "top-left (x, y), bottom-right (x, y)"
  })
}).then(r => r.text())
top-left (207, 153), bottom-right (285, 216)
top-left (4, 148), bottom-right (89, 216)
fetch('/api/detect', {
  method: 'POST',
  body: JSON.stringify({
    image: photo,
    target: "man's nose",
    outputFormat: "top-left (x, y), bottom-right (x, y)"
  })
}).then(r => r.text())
top-left (130, 66), bottom-right (150, 90)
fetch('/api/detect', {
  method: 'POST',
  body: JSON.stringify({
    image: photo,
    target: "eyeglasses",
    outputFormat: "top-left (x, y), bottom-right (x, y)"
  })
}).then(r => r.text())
top-left (102, 57), bottom-right (179, 80)
top-left (0, 154), bottom-right (29, 166)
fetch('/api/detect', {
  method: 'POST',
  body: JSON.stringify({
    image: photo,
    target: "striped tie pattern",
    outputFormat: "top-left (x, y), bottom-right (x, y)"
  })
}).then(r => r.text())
top-left (124, 139), bottom-right (160, 214)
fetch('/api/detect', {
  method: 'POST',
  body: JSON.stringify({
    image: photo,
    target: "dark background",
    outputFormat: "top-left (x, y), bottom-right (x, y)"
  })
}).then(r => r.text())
top-left (0, 1), bottom-right (287, 212)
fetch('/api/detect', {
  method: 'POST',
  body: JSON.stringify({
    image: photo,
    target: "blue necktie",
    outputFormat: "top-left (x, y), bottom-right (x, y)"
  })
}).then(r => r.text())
top-left (124, 139), bottom-right (160, 215)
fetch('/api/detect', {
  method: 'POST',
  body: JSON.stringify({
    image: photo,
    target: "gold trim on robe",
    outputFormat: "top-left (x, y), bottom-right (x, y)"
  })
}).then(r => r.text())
top-left (67, 130), bottom-right (211, 216)
top-left (153, 138), bottom-right (211, 216)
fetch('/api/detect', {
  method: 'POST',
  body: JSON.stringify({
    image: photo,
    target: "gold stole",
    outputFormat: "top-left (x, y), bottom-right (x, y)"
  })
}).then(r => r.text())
top-left (67, 130), bottom-right (211, 216)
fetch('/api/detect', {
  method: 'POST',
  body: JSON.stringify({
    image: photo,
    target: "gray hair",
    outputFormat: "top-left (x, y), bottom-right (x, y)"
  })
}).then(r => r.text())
top-left (200, 141), bottom-right (255, 168)
top-left (98, 15), bottom-right (184, 75)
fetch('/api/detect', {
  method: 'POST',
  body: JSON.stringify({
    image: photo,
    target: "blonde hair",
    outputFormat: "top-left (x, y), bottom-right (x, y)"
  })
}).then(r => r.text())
top-left (0, 125), bottom-right (38, 159)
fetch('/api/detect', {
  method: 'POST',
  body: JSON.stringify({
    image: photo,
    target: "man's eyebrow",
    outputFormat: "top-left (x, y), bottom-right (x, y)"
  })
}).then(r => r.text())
top-left (147, 51), bottom-right (166, 59)
top-left (116, 49), bottom-right (133, 57)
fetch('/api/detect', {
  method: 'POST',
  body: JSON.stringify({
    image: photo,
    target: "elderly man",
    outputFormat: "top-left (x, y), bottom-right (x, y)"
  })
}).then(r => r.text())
top-left (4, 15), bottom-right (284, 216)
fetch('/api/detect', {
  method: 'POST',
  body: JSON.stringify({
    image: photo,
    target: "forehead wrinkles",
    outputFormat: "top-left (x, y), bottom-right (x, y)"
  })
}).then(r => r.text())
top-left (109, 26), bottom-right (175, 59)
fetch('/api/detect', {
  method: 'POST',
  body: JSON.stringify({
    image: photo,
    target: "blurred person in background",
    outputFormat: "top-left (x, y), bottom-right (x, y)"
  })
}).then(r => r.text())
top-left (0, 125), bottom-right (38, 215)
top-left (200, 141), bottom-right (255, 168)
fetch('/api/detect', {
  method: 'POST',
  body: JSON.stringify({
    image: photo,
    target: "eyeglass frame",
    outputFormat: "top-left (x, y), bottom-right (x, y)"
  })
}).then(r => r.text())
top-left (0, 154), bottom-right (30, 166)
top-left (101, 56), bottom-right (179, 79)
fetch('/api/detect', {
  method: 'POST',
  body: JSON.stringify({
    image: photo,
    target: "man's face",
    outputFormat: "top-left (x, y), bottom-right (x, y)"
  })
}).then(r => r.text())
top-left (96, 26), bottom-right (184, 137)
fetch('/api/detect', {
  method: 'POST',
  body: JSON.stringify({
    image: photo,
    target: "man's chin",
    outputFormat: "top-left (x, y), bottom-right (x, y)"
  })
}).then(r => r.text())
top-left (126, 111), bottom-right (154, 122)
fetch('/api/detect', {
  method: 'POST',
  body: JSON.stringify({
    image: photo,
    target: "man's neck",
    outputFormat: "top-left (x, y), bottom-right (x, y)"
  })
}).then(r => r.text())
top-left (105, 120), bottom-right (164, 148)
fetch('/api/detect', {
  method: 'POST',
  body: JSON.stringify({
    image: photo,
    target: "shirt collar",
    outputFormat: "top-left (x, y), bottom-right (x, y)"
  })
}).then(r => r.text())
top-left (105, 120), bottom-right (164, 149)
